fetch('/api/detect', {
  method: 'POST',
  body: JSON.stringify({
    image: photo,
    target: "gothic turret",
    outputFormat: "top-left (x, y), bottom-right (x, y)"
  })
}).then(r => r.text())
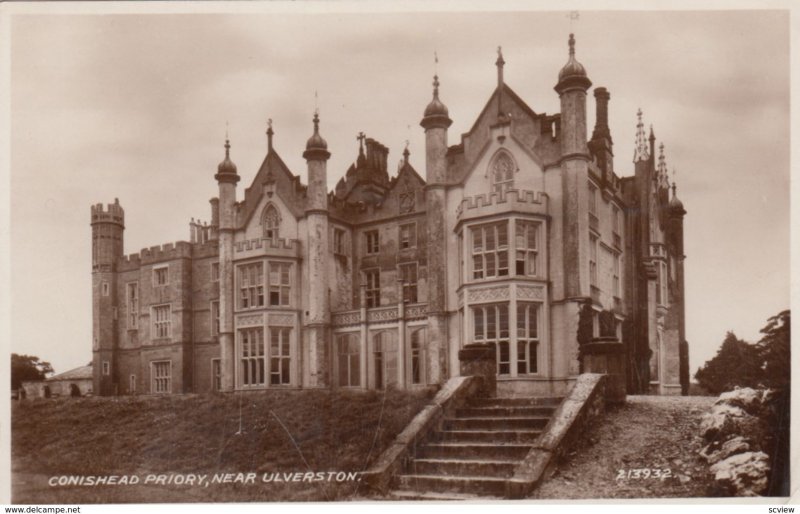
top-left (215, 136), bottom-right (239, 392)
top-left (303, 112), bottom-right (331, 387)
top-left (555, 33), bottom-right (592, 298)
top-left (421, 69), bottom-right (451, 385)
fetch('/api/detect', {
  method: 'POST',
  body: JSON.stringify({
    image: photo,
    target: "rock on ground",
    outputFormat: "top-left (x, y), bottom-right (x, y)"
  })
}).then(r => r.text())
top-left (709, 451), bottom-right (770, 496)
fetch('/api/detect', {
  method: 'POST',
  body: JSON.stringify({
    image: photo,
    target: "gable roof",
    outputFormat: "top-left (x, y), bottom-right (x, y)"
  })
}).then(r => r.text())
top-left (465, 83), bottom-right (540, 137)
top-left (238, 149), bottom-right (307, 228)
top-left (47, 365), bottom-right (92, 382)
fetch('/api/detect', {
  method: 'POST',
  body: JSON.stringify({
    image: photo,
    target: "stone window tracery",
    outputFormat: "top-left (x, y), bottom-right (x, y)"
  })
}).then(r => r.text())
top-left (263, 204), bottom-right (280, 240)
top-left (491, 152), bottom-right (515, 194)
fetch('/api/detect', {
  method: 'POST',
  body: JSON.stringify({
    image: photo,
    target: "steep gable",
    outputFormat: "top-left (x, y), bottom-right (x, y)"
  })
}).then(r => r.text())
top-left (237, 149), bottom-right (307, 229)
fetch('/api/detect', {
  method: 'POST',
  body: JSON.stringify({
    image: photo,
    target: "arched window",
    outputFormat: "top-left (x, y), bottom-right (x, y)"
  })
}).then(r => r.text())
top-left (263, 204), bottom-right (280, 240)
top-left (491, 152), bottom-right (515, 194)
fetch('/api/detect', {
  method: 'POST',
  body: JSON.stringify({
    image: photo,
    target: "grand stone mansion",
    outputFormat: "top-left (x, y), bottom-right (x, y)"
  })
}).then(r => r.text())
top-left (90, 35), bottom-right (689, 397)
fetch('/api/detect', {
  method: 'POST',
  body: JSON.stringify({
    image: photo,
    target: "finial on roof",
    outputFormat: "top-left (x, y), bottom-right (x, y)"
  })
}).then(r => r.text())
top-left (304, 111), bottom-right (328, 153)
top-left (496, 45), bottom-right (505, 86)
top-left (556, 32), bottom-right (590, 88)
top-left (217, 130), bottom-right (238, 176)
top-left (633, 109), bottom-right (650, 162)
top-left (669, 167), bottom-right (685, 211)
top-left (403, 140), bottom-right (410, 164)
top-left (266, 118), bottom-right (274, 151)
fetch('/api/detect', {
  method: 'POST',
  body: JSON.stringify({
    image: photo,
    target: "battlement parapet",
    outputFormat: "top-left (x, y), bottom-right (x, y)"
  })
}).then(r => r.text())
top-left (456, 189), bottom-right (548, 222)
top-left (90, 199), bottom-right (125, 227)
top-left (234, 237), bottom-right (301, 259)
top-left (119, 241), bottom-right (193, 268)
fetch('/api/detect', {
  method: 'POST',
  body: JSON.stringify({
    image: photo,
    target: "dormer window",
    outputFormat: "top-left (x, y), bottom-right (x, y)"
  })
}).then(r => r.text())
top-left (263, 204), bottom-right (280, 241)
top-left (491, 152), bottom-right (515, 195)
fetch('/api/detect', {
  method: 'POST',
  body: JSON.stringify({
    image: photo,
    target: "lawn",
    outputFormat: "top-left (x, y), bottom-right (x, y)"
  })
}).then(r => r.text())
top-left (11, 388), bottom-right (431, 503)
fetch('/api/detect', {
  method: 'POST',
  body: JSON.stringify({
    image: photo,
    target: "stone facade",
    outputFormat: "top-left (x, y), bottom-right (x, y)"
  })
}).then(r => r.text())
top-left (90, 35), bottom-right (688, 396)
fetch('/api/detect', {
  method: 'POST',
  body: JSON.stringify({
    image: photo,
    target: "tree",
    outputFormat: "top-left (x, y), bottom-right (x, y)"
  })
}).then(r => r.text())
top-left (755, 309), bottom-right (790, 496)
top-left (11, 353), bottom-right (53, 390)
top-left (756, 309), bottom-right (790, 390)
top-left (694, 332), bottom-right (762, 395)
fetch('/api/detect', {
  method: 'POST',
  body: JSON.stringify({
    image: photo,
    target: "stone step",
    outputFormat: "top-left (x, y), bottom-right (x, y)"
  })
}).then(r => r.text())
top-left (432, 428), bottom-right (542, 444)
top-left (443, 416), bottom-right (550, 431)
top-left (387, 490), bottom-right (495, 501)
top-left (417, 442), bottom-right (532, 460)
top-left (456, 405), bottom-right (557, 417)
top-left (468, 396), bottom-right (564, 407)
top-left (396, 473), bottom-right (509, 496)
top-left (407, 458), bottom-right (518, 478)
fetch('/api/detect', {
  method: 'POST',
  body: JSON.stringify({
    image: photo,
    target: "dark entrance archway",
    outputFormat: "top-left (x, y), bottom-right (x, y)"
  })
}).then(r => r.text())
top-left (43, 385), bottom-right (51, 398)
top-left (70, 384), bottom-right (81, 397)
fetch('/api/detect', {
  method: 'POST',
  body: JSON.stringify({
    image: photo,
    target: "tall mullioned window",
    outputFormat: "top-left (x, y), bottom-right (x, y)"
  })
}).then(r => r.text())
top-left (365, 269), bottom-right (380, 308)
top-left (472, 303), bottom-right (510, 375)
top-left (471, 222), bottom-right (509, 280)
top-left (589, 235), bottom-right (598, 288)
top-left (211, 359), bottom-right (221, 391)
top-left (373, 332), bottom-right (397, 390)
top-left (269, 327), bottom-right (291, 385)
top-left (151, 361), bottom-right (171, 394)
top-left (334, 228), bottom-right (346, 255)
top-left (491, 152), bottom-right (515, 194)
top-left (239, 262), bottom-right (264, 309)
top-left (517, 303), bottom-right (540, 374)
top-left (410, 328), bottom-right (426, 385)
top-left (365, 230), bottom-right (379, 255)
top-left (153, 265), bottom-right (169, 286)
top-left (268, 262), bottom-right (291, 306)
top-left (240, 327), bottom-right (265, 387)
top-left (127, 282), bottom-right (139, 329)
top-left (210, 300), bottom-right (220, 337)
top-left (613, 253), bottom-right (621, 298)
top-left (152, 304), bottom-right (171, 338)
top-left (515, 221), bottom-right (539, 276)
top-left (399, 262), bottom-right (418, 303)
top-left (399, 223), bottom-right (416, 250)
top-left (337, 334), bottom-right (360, 387)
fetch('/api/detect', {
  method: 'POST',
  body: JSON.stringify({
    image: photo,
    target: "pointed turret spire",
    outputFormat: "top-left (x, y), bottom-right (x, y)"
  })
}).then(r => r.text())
top-left (633, 109), bottom-right (649, 162)
top-left (657, 143), bottom-right (670, 189)
top-left (403, 140), bottom-right (410, 165)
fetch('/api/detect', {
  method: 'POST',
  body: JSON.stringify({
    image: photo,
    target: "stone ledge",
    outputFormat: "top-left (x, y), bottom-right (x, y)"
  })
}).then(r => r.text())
top-left (507, 373), bottom-right (608, 499)
top-left (361, 376), bottom-right (479, 495)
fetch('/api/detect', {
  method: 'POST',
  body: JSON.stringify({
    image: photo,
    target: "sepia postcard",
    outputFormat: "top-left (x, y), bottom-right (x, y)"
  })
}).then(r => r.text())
top-left (0, 1), bottom-right (795, 511)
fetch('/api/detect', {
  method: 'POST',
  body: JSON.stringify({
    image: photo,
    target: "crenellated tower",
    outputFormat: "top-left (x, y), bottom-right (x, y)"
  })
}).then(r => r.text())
top-left (215, 136), bottom-right (240, 392)
top-left (303, 112), bottom-right (332, 387)
top-left (420, 71), bottom-right (451, 384)
top-left (91, 198), bottom-right (125, 396)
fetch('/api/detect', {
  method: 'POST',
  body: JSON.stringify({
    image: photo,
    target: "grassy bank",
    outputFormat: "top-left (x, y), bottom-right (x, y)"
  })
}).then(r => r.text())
top-left (12, 388), bottom-right (431, 503)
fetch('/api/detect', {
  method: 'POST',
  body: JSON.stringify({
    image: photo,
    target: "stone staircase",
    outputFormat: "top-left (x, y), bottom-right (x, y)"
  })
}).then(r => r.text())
top-left (388, 395), bottom-right (564, 500)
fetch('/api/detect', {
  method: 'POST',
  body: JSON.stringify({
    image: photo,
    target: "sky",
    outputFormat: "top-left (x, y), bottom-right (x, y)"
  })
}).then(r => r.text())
top-left (4, 7), bottom-right (790, 378)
